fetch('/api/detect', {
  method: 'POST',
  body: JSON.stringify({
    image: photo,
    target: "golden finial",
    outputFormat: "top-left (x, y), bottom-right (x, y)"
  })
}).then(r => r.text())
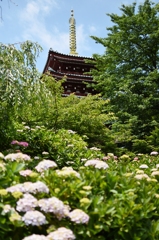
top-left (69, 10), bottom-right (78, 56)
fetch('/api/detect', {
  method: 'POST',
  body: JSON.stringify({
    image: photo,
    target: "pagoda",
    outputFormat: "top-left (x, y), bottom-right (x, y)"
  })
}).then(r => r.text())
top-left (43, 10), bottom-right (96, 96)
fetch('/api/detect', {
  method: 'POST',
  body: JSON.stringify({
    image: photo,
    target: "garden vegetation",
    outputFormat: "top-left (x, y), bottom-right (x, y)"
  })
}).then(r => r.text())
top-left (0, 0), bottom-right (159, 239)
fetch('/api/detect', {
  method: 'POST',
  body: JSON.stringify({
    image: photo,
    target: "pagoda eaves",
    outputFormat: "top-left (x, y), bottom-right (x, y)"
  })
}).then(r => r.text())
top-left (43, 49), bottom-right (96, 96)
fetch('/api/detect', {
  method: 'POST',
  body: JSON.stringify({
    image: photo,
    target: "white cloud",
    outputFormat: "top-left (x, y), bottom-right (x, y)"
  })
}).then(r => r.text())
top-left (20, 0), bottom-right (91, 56)
top-left (20, 0), bottom-right (62, 50)
top-left (88, 25), bottom-right (97, 34)
top-left (76, 24), bottom-right (90, 54)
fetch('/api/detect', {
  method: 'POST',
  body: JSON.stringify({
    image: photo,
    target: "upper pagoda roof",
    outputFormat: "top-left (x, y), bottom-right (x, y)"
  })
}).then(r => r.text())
top-left (43, 48), bottom-right (94, 74)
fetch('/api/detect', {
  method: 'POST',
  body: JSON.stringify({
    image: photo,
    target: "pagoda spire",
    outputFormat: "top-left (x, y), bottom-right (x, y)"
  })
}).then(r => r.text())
top-left (69, 10), bottom-right (78, 56)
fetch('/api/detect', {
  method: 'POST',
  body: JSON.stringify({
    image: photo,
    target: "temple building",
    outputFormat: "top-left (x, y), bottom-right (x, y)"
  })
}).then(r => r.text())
top-left (43, 10), bottom-right (96, 96)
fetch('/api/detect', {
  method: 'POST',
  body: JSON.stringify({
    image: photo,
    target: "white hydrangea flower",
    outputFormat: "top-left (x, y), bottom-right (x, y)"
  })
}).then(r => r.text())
top-left (24, 126), bottom-right (30, 130)
top-left (81, 158), bottom-right (87, 162)
top-left (38, 197), bottom-right (69, 220)
top-left (95, 161), bottom-right (109, 169)
top-left (156, 164), bottom-right (159, 169)
top-left (22, 234), bottom-right (47, 240)
top-left (32, 181), bottom-right (49, 194)
top-left (68, 130), bottom-right (76, 134)
top-left (16, 193), bottom-right (38, 212)
top-left (7, 181), bottom-right (49, 194)
top-left (42, 152), bottom-right (49, 155)
top-left (0, 152), bottom-right (4, 159)
top-left (150, 151), bottom-right (158, 156)
top-left (7, 183), bottom-right (24, 193)
top-left (90, 147), bottom-right (101, 151)
top-left (47, 227), bottom-right (75, 240)
top-left (20, 169), bottom-right (33, 177)
top-left (84, 159), bottom-right (109, 169)
top-left (134, 174), bottom-right (150, 180)
top-left (35, 126), bottom-right (41, 129)
top-left (35, 160), bottom-right (57, 172)
top-left (56, 167), bottom-right (80, 178)
top-left (0, 162), bottom-right (6, 171)
top-left (4, 152), bottom-right (31, 161)
top-left (2, 204), bottom-right (15, 214)
top-left (22, 210), bottom-right (47, 226)
top-left (151, 171), bottom-right (159, 176)
top-left (136, 170), bottom-right (144, 174)
top-left (139, 164), bottom-right (149, 169)
top-left (68, 209), bottom-right (89, 224)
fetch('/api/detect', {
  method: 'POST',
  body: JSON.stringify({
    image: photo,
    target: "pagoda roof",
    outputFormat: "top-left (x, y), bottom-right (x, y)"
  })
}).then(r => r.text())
top-left (43, 49), bottom-right (94, 74)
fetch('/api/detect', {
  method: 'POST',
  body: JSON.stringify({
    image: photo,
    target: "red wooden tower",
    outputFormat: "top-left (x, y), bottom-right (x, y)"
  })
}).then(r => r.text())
top-left (43, 10), bottom-right (96, 96)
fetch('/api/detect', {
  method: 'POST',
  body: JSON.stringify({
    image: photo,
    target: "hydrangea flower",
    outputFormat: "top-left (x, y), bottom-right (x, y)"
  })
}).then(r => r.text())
top-left (0, 162), bottom-right (6, 171)
top-left (6, 183), bottom-right (24, 193)
top-left (16, 193), bottom-right (38, 212)
top-left (23, 181), bottom-right (49, 194)
top-left (47, 227), bottom-right (75, 240)
top-left (150, 151), bottom-right (158, 156)
top-left (42, 151), bottom-right (49, 155)
top-left (56, 167), bottom-right (80, 178)
top-left (0, 152), bottom-right (4, 159)
top-left (22, 234), bottom-right (47, 240)
top-left (134, 174), bottom-right (150, 180)
top-left (68, 130), bottom-right (76, 134)
top-left (18, 142), bottom-right (29, 147)
top-left (2, 204), bottom-right (15, 214)
top-left (11, 140), bottom-right (29, 147)
top-left (68, 209), bottom-right (89, 224)
top-left (7, 181), bottom-right (49, 194)
top-left (35, 160), bottom-right (57, 172)
top-left (4, 152), bottom-right (31, 161)
top-left (90, 147), bottom-right (101, 151)
top-left (151, 171), bottom-right (159, 176)
top-left (84, 159), bottom-right (109, 169)
top-left (20, 169), bottom-right (33, 177)
top-left (38, 197), bottom-right (70, 220)
top-left (22, 210), bottom-right (47, 226)
top-left (139, 164), bottom-right (149, 169)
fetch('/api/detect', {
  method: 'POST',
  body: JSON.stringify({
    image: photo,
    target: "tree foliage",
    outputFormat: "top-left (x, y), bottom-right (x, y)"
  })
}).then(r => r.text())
top-left (90, 0), bottom-right (159, 151)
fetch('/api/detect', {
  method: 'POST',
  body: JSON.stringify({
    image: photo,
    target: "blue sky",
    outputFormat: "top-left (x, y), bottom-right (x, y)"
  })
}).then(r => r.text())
top-left (0, 0), bottom-right (158, 72)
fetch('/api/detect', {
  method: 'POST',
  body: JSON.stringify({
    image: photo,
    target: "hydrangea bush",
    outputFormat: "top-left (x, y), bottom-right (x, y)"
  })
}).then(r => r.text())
top-left (0, 149), bottom-right (159, 239)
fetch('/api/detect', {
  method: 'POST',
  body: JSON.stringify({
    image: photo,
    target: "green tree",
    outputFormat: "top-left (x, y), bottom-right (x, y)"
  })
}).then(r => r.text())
top-left (90, 0), bottom-right (159, 152)
top-left (0, 41), bottom-right (42, 149)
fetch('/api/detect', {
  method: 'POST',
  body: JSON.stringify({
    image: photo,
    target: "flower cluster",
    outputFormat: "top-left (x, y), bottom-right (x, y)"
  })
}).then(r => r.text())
top-left (90, 147), bottom-right (101, 151)
top-left (7, 181), bottom-right (49, 194)
top-left (0, 152), bottom-right (4, 159)
top-left (68, 130), bottom-right (76, 134)
top-left (56, 167), bottom-right (80, 178)
top-left (35, 160), bottom-right (57, 173)
top-left (150, 151), bottom-right (158, 156)
top-left (84, 159), bottom-right (109, 169)
top-left (134, 174), bottom-right (150, 180)
top-left (68, 209), bottom-right (89, 224)
top-left (139, 164), bottom-right (149, 169)
top-left (16, 193), bottom-right (38, 212)
top-left (4, 152), bottom-right (31, 161)
top-left (20, 169), bottom-right (33, 177)
top-left (0, 162), bottom-right (6, 171)
top-left (2, 204), bottom-right (15, 214)
top-left (38, 197), bottom-right (70, 220)
top-left (11, 140), bottom-right (29, 147)
top-left (22, 234), bottom-right (47, 240)
top-left (22, 227), bottom-right (75, 240)
top-left (47, 227), bottom-right (75, 240)
top-left (22, 210), bottom-right (47, 226)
